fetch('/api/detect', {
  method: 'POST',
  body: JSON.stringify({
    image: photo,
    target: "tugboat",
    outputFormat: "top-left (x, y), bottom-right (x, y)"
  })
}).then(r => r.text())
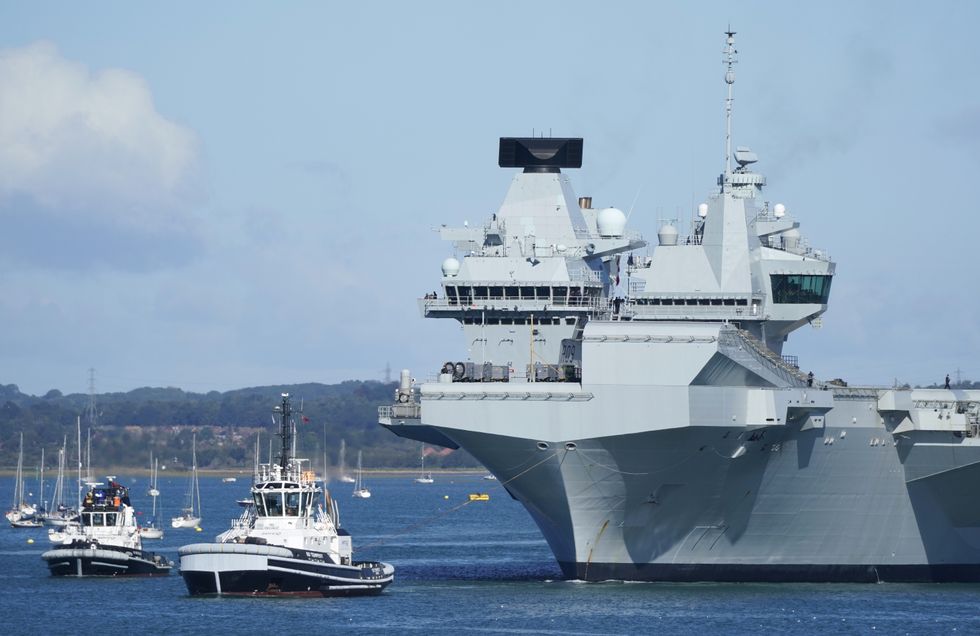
top-left (41, 479), bottom-right (172, 576)
top-left (178, 394), bottom-right (394, 596)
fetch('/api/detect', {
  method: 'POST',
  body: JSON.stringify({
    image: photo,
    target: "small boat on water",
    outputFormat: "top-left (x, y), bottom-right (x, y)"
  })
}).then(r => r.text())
top-left (352, 451), bottom-right (371, 498)
top-left (41, 478), bottom-right (172, 576)
top-left (414, 443), bottom-right (434, 484)
top-left (42, 442), bottom-right (79, 527)
top-left (171, 433), bottom-right (202, 529)
top-left (6, 433), bottom-right (39, 527)
top-left (236, 498), bottom-right (254, 508)
top-left (178, 393), bottom-right (394, 596)
top-left (140, 455), bottom-right (164, 540)
top-left (222, 477), bottom-right (237, 483)
top-left (482, 474), bottom-right (497, 481)
top-left (468, 493), bottom-right (490, 502)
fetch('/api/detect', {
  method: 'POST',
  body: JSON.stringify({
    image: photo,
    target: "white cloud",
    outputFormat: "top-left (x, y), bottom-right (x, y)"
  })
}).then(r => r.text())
top-left (0, 41), bottom-right (202, 234)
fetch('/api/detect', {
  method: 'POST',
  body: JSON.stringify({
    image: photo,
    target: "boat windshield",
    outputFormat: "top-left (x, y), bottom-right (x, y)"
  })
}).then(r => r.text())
top-left (82, 511), bottom-right (116, 527)
top-left (253, 489), bottom-right (312, 516)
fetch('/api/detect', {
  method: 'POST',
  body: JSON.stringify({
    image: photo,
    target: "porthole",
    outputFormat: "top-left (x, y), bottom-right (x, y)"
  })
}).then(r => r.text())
top-left (564, 442), bottom-right (577, 451)
top-left (536, 441), bottom-right (549, 450)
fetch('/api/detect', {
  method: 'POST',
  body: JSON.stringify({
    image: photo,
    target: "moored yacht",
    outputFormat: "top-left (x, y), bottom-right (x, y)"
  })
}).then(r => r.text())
top-left (178, 394), bottom-right (394, 596)
top-left (171, 433), bottom-right (202, 529)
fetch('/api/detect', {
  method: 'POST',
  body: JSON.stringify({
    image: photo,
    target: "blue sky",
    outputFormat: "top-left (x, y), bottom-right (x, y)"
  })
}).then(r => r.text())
top-left (1, 2), bottom-right (978, 395)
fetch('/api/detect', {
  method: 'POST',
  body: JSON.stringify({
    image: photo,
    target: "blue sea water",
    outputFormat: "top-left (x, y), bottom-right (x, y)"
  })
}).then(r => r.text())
top-left (2, 473), bottom-right (979, 635)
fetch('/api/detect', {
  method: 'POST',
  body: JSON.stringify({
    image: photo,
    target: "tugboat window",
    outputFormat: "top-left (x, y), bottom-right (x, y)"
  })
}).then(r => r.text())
top-left (264, 492), bottom-right (283, 516)
top-left (770, 274), bottom-right (832, 304)
top-left (285, 491), bottom-right (300, 516)
top-left (105, 512), bottom-right (117, 526)
top-left (253, 493), bottom-right (266, 515)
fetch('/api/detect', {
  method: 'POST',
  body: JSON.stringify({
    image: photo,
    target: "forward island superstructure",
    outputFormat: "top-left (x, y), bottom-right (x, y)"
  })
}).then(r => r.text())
top-left (380, 31), bottom-right (980, 582)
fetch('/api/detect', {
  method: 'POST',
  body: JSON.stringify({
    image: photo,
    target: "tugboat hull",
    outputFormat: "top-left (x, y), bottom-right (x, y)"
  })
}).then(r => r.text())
top-left (178, 543), bottom-right (394, 597)
top-left (42, 544), bottom-right (172, 577)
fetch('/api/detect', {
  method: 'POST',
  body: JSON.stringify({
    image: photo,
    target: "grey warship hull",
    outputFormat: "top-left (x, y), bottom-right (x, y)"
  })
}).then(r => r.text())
top-left (390, 329), bottom-right (980, 582)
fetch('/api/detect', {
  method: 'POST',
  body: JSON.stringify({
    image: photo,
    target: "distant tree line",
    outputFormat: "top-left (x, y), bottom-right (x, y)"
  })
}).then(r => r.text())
top-left (0, 381), bottom-right (479, 471)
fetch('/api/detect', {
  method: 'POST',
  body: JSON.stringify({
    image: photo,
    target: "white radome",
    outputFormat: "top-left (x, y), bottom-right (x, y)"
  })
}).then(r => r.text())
top-left (698, 203), bottom-right (709, 218)
top-left (774, 203), bottom-right (786, 218)
top-left (596, 207), bottom-right (627, 237)
top-left (441, 257), bottom-right (460, 277)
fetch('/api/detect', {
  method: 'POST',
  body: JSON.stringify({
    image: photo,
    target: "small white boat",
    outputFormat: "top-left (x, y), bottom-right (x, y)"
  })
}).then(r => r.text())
top-left (142, 454), bottom-right (164, 539)
top-left (414, 443), bottom-right (434, 484)
top-left (483, 474), bottom-right (497, 481)
top-left (352, 451), bottom-right (371, 498)
top-left (171, 434), bottom-right (202, 529)
top-left (221, 477), bottom-right (237, 483)
top-left (140, 526), bottom-right (164, 539)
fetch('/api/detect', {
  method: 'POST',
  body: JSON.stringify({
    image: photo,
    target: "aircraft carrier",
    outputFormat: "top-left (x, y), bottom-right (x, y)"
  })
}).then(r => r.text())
top-left (379, 31), bottom-right (980, 582)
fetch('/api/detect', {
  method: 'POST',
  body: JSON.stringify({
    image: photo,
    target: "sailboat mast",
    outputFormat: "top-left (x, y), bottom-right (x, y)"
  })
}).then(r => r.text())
top-left (192, 434), bottom-right (201, 517)
top-left (76, 416), bottom-right (82, 513)
top-left (39, 447), bottom-right (44, 512)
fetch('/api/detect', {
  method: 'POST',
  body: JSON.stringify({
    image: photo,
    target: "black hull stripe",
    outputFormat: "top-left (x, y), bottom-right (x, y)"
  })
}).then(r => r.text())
top-left (181, 569), bottom-right (391, 597)
top-left (562, 561), bottom-right (980, 583)
top-left (44, 556), bottom-right (171, 577)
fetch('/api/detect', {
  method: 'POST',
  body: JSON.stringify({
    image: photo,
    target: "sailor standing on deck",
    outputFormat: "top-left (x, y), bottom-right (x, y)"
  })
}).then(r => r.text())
top-left (945, 374), bottom-right (951, 389)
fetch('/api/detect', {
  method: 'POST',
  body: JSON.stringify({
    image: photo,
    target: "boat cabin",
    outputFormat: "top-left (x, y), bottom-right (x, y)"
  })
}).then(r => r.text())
top-left (252, 481), bottom-right (315, 517)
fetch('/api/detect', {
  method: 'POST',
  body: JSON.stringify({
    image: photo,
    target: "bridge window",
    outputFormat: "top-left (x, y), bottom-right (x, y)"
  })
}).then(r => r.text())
top-left (770, 274), bottom-right (832, 304)
top-left (263, 492), bottom-right (284, 516)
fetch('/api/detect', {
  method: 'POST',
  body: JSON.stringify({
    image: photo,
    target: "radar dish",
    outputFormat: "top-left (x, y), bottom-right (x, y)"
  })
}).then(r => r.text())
top-left (734, 146), bottom-right (757, 168)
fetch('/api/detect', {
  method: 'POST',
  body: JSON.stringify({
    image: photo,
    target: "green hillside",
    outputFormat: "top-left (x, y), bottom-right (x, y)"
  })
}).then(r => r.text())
top-left (0, 381), bottom-right (477, 471)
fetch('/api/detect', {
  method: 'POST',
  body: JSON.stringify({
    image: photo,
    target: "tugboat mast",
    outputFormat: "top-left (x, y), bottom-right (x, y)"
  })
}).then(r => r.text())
top-left (275, 393), bottom-right (293, 470)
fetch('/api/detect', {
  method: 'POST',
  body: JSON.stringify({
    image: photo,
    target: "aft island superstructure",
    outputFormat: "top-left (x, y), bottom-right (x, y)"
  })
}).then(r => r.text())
top-left (379, 32), bottom-right (980, 582)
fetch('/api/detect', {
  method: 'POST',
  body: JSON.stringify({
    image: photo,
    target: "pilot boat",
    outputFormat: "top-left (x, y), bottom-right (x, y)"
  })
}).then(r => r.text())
top-left (41, 479), bottom-right (172, 576)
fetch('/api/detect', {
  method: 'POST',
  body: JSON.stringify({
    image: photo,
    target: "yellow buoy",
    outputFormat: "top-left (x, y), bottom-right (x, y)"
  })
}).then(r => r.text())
top-left (443, 495), bottom-right (449, 499)
top-left (27, 538), bottom-right (34, 544)
top-left (195, 526), bottom-right (202, 532)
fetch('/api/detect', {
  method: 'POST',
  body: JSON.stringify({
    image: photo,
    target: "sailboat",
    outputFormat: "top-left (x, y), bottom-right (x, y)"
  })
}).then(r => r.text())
top-left (6, 432), bottom-right (40, 527)
top-left (171, 434), bottom-right (202, 528)
top-left (337, 439), bottom-right (355, 483)
top-left (414, 443), bottom-right (434, 484)
top-left (42, 440), bottom-right (78, 527)
top-left (141, 455), bottom-right (163, 539)
top-left (352, 451), bottom-right (371, 498)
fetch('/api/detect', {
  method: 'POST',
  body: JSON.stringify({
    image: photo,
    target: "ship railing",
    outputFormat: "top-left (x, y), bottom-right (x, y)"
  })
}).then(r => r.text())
top-left (721, 327), bottom-right (809, 386)
top-left (423, 296), bottom-right (600, 309)
top-left (378, 403), bottom-right (422, 419)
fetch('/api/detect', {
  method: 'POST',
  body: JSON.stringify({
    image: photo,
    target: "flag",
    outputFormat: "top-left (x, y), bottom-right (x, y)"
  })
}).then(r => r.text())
top-left (302, 416), bottom-right (310, 423)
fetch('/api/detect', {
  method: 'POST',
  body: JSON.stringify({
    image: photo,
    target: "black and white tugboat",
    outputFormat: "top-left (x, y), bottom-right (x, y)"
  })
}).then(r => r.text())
top-left (178, 394), bottom-right (394, 596)
top-left (41, 479), bottom-right (173, 576)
